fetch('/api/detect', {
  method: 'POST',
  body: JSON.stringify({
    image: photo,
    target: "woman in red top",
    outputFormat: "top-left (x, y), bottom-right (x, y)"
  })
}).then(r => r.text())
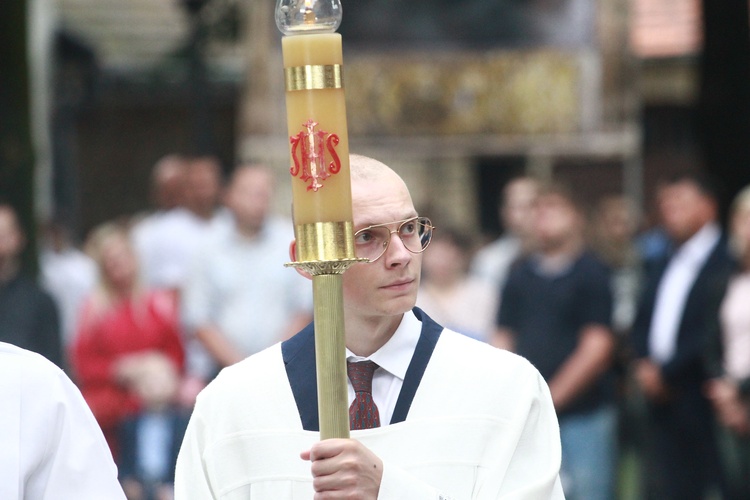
top-left (71, 223), bottom-right (185, 459)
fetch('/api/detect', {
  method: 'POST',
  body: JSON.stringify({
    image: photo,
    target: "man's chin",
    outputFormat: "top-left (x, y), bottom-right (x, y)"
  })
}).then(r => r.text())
top-left (391, 296), bottom-right (418, 316)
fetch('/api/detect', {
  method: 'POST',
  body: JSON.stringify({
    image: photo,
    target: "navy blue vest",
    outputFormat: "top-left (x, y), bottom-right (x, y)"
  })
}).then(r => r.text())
top-left (281, 307), bottom-right (443, 431)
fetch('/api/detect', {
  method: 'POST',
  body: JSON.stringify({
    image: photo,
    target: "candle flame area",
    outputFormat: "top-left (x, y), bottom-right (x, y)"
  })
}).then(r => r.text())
top-left (276, 0), bottom-right (342, 35)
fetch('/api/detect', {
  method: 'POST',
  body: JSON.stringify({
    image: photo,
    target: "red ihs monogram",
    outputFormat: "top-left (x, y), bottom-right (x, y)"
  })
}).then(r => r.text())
top-left (289, 119), bottom-right (341, 192)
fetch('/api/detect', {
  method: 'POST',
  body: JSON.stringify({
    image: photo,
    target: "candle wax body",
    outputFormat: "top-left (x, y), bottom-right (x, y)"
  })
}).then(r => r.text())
top-left (282, 33), bottom-right (353, 226)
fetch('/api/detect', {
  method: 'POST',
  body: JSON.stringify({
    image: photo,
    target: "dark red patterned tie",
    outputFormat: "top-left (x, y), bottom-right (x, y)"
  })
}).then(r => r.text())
top-left (348, 360), bottom-right (381, 430)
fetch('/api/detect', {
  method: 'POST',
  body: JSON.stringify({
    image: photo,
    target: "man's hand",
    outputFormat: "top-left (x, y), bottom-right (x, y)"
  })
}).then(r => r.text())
top-left (705, 378), bottom-right (750, 436)
top-left (301, 438), bottom-right (383, 499)
top-left (635, 359), bottom-right (671, 403)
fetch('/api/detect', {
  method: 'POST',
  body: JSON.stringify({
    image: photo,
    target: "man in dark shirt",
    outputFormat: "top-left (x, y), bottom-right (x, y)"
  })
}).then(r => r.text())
top-left (0, 204), bottom-right (61, 367)
top-left (493, 182), bottom-right (616, 500)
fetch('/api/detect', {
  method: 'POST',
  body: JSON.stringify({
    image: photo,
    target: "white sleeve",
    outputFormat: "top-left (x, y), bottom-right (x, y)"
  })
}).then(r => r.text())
top-left (174, 404), bottom-right (216, 499)
top-left (16, 352), bottom-right (126, 499)
top-left (492, 370), bottom-right (564, 499)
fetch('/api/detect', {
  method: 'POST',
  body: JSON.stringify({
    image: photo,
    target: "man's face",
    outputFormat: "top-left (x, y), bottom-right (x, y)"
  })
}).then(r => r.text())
top-left (0, 208), bottom-right (24, 263)
top-left (226, 169), bottom-right (273, 233)
top-left (343, 173), bottom-right (422, 320)
top-left (155, 162), bottom-right (188, 210)
top-left (187, 160), bottom-right (221, 211)
top-left (658, 181), bottom-right (716, 244)
top-left (532, 193), bottom-right (582, 251)
top-left (502, 178), bottom-right (538, 236)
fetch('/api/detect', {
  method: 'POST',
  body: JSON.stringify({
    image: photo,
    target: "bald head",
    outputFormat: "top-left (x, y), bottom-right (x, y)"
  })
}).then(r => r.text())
top-left (348, 154), bottom-right (416, 226)
top-left (349, 155), bottom-right (411, 204)
top-left (349, 154), bottom-right (396, 181)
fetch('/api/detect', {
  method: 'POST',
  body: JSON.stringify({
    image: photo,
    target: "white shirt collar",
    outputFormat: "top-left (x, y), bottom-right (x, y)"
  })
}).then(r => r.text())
top-left (346, 310), bottom-right (422, 382)
top-left (673, 222), bottom-right (721, 266)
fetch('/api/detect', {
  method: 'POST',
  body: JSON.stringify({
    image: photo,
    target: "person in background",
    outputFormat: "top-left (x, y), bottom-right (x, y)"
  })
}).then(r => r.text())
top-left (417, 226), bottom-right (497, 342)
top-left (0, 203), bottom-right (62, 367)
top-left (589, 194), bottom-right (647, 497)
top-left (132, 154), bottom-right (190, 286)
top-left (470, 175), bottom-right (539, 303)
top-left (589, 194), bottom-right (643, 338)
top-left (0, 341), bottom-right (126, 499)
top-left (70, 223), bottom-right (185, 461)
top-left (135, 155), bottom-right (229, 292)
top-left (39, 215), bottom-right (97, 355)
top-left (175, 155), bottom-right (563, 498)
top-left (705, 185), bottom-right (750, 500)
top-left (181, 164), bottom-right (312, 382)
top-left (494, 182), bottom-right (617, 500)
top-left (636, 181), bottom-right (672, 266)
top-left (629, 172), bottom-right (733, 500)
top-left (118, 352), bottom-right (189, 500)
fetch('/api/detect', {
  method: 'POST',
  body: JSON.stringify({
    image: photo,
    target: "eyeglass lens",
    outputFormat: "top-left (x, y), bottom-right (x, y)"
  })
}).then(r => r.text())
top-left (354, 218), bottom-right (433, 261)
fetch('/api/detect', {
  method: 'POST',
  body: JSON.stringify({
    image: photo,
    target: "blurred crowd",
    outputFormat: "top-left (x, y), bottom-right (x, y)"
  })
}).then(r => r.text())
top-left (417, 172), bottom-right (750, 500)
top-left (2, 154), bottom-right (750, 499)
top-left (1, 154), bottom-right (313, 500)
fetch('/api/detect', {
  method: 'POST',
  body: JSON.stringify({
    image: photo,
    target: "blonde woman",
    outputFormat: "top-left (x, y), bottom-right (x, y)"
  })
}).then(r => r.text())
top-left (70, 223), bottom-right (184, 462)
top-left (706, 186), bottom-right (750, 500)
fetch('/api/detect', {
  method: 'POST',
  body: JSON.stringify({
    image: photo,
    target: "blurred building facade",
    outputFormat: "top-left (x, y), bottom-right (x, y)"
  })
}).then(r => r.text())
top-left (46, 0), bottom-right (730, 239)
top-left (50, 0), bottom-right (243, 236)
top-left (239, 0), bottom-right (641, 238)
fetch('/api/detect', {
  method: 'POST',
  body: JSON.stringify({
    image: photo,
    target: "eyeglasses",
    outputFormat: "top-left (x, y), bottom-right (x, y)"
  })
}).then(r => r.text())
top-left (354, 216), bottom-right (434, 263)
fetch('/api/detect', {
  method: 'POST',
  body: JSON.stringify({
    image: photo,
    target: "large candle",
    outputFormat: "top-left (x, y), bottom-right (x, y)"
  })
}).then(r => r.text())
top-left (282, 32), bottom-right (353, 227)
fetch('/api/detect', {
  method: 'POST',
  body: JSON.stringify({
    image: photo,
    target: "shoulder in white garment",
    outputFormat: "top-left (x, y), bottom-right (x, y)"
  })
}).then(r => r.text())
top-left (0, 342), bottom-right (126, 500)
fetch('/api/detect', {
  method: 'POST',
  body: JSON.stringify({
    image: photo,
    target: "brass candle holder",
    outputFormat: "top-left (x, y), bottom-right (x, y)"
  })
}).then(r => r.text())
top-left (287, 222), bottom-right (366, 440)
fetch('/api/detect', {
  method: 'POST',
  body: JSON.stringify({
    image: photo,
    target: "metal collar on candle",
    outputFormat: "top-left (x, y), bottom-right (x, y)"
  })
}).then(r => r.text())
top-left (294, 221), bottom-right (356, 262)
top-left (285, 221), bottom-right (368, 275)
top-left (285, 64), bottom-right (343, 91)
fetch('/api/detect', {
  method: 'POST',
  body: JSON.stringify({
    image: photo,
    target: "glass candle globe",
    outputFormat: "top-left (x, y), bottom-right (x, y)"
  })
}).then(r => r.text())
top-left (276, 0), bottom-right (342, 35)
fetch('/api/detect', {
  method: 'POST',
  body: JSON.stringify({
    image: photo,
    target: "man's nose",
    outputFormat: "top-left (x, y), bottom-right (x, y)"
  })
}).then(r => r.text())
top-left (383, 232), bottom-right (411, 266)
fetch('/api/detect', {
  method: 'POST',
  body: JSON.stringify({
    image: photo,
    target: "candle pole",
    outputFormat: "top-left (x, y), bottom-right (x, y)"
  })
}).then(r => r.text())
top-left (277, 0), bottom-right (364, 440)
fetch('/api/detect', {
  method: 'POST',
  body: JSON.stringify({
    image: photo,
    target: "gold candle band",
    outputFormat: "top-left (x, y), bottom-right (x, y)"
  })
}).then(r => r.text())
top-left (294, 220), bottom-right (356, 263)
top-left (285, 64), bottom-right (344, 91)
top-left (287, 221), bottom-right (367, 276)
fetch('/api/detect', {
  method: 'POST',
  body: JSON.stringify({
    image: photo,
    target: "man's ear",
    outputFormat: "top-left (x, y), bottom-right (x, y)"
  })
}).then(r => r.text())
top-left (289, 240), bottom-right (313, 280)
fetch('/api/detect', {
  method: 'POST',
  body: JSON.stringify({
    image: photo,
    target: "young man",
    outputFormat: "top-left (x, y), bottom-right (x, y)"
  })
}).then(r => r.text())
top-left (493, 183), bottom-right (617, 500)
top-left (175, 155), bottom-right (563, 499)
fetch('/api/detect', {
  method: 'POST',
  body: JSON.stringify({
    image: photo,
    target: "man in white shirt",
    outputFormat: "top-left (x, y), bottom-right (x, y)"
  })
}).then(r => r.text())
top-left (630, 172), bottom-right (734, 500)
top-left (181, 164), bottom-right (313, 381)
top-left (135, 155), bottom-right (231, 291)
top-left (175, 155), bottom-right (563, 499)
top-left (0, 341), bottom-right (125, 499)
top-left (39, 218), bottom-right (97, 350)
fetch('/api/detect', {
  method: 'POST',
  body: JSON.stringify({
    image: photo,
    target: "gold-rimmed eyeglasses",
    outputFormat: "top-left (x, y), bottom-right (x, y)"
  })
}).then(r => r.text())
top-left (353, 216), bottom-right (434, 263)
